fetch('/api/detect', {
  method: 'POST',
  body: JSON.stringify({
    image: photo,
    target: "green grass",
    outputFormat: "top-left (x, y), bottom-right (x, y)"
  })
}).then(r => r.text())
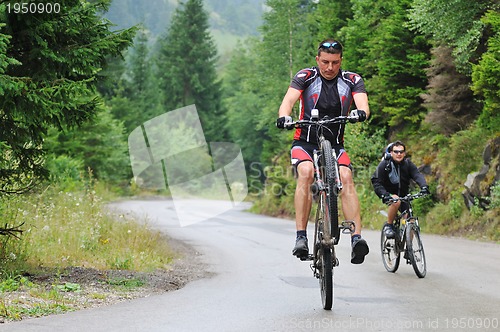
top-left (107, 277), bottom-right (145, 290)
top-left (0, 276), bottom-right (34, 292)
top-left (0, 185), bottom-right (175, 273)
top-left (1, 301), bottom-right (72, 320)
top-left (0, 275), bottom-right (73, 320)
top-left (0, 181), bottom-right (178, 320)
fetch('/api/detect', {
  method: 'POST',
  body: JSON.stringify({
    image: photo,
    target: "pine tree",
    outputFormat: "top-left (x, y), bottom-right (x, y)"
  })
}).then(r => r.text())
top-left (108, 27), bottom-right (161, 133)
top-left (155, 0), bottom-right (226, 142)
top-left (44, 107), bottom-right (130, 183)
top-left (308, 0), bottom-right (353, 45)
top-left (472, 10), bottom-right (500, 132)
top-left (409, 0), bottom-right (494, 75)
top-left (0, 0), bottom-right (136, 190)
top-left (342, 0), bottom-right (430, 133)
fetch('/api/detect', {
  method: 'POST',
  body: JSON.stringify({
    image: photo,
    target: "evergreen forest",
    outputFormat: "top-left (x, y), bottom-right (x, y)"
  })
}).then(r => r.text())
top-left (1, 0), bottom-right (499, 246)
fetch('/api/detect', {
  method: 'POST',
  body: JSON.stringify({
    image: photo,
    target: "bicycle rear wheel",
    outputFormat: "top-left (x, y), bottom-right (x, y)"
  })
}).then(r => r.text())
top-left (406, 221), bottom-right (426, 278)
top-left (381, 227), bottom-right (400, 273)
top-left (319, 139), bottom-right (339, 242)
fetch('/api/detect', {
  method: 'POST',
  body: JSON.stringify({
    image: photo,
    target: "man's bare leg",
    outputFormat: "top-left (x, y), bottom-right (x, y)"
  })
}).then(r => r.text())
top-left (339, 166), bottom-right (369, 264)
top-left (339, 167), bottom-right (361, 235)
top-left (292, 161), bottom-right (313, 257)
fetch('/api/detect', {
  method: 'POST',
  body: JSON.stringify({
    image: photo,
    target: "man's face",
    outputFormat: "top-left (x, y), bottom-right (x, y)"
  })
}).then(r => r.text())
top-left (315, 52), bottom-right (342, 80)
top-left (391, 146), bottom-right (406, 163)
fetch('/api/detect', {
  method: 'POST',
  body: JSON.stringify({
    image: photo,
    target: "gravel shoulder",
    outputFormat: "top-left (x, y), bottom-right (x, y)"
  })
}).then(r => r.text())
top-left (0, 235), bottom-right (213, 323)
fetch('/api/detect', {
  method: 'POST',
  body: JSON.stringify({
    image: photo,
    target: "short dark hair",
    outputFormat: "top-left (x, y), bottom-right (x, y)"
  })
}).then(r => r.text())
top-left (317, 39), bottom-right (343, 57)
top-left (390, 140), bottom-right (406, 152)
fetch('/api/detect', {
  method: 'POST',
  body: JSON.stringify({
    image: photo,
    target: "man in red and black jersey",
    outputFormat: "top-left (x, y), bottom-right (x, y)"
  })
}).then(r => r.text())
top-left (276, 39), bottom-right (370, 264)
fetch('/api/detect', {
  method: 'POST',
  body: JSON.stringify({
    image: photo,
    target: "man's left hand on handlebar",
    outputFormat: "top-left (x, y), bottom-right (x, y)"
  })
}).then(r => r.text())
top-left (348, 109), bottom-right (367, 123)
top-left (276, 116), bottom-right (294, 130)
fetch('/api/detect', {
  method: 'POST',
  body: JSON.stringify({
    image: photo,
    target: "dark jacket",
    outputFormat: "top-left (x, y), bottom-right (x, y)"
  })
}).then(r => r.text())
top-left (371, 158), bottom-right (427, 198)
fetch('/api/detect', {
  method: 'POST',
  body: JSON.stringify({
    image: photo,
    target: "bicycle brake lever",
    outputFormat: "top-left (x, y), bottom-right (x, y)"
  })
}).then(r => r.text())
top-left (348, 116), bottom-right (359, 124)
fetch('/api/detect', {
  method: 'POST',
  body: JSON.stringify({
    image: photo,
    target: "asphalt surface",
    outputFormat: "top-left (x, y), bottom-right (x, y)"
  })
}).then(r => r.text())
top-left (1, 198), bottom-right (499, 332)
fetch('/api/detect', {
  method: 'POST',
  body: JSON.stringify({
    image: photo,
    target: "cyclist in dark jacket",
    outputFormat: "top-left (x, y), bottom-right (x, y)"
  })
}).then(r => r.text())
top-left (371, 141), bottom-right (430, 238)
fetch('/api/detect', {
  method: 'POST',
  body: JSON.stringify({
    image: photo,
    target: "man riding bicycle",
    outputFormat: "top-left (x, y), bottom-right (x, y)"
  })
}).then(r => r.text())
top-left (276, 38), bottom-right (370, 264)
top-left (371, 141), bottom-right (430, 238)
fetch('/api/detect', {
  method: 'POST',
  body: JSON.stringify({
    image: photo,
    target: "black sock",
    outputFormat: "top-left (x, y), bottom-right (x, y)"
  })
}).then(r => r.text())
top-left (297, 230), bottom-right (307, 238)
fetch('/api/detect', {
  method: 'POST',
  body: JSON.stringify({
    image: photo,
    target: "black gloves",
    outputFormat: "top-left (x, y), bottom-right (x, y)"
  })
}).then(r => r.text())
top-left (348, 109), bottom-right (367, 123)
top-left (420, 186), bottom-right (430, 195)
top-left (382, 195), bottom-right (393, 204)
top-left (276, 116), bottom-right (293, 130)
top-left (357, 110), bottom-right (367, 122)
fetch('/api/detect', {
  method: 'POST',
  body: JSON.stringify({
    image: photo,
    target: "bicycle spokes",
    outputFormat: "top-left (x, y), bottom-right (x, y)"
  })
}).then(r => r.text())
top-left (381, 234), bottom-right (400, 273)
top-left (406, 225), bottom-right (426, 278)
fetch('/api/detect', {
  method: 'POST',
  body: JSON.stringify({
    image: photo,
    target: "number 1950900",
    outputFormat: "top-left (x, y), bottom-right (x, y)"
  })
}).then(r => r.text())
top-left (6, 2), bottom-right (61, 14)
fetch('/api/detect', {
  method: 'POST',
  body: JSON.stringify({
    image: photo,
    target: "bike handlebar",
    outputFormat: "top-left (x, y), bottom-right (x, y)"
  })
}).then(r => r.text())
top-left (285, 112), bottom-right (360, 129)
top-left (388, 192), bottom-right (428, 204)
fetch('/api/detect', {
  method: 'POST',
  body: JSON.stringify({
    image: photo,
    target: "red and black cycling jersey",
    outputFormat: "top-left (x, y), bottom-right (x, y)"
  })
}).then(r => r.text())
top-left (290, 67), bottom-right (366, 145)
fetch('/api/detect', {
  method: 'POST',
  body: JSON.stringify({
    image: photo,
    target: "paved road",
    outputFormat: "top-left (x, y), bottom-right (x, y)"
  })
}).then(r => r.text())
top-left (2, 199), bottom-right (499, 331)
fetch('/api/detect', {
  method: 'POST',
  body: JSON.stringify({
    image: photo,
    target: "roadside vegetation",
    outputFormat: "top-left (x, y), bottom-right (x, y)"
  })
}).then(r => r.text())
top-left (0, 177), bottom-right (176, 321)
top-left (0, 183), bottom-right (173, 273)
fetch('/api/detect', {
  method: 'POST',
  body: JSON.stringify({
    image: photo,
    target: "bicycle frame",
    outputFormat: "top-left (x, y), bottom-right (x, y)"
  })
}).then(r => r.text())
top-left (393, 213), bottom-right (410, 255)
top-left (392, 194), bottom-right (420, 253)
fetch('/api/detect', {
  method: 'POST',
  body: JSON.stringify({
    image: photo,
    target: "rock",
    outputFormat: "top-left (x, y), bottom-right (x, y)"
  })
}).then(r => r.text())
top-left (464, 165), bottom-right (489, 197)
top-left (462, 137), bottom-right (500, 210)
top-left (418, 164), bottom-right (432, 175)
top-left (462, 188), bottom-right (475, 209)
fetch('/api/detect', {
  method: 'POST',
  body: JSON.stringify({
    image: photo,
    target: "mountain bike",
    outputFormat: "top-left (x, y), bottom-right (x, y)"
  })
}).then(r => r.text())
top-left (380, 192), bottom-right (428, 278)
top-left (286, 110), bottom-right (359, 310)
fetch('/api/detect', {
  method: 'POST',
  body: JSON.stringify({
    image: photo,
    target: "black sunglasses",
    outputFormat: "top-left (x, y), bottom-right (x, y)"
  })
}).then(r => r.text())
top-left (319, 42), bottom-right (342, 50)
top-left (392, 149), bottom-right (405, 154)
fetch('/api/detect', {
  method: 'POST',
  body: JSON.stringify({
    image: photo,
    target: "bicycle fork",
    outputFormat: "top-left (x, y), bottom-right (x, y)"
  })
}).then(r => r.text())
top-left (310, 150), bottom-right (323, 198)
top-left (331, 149), bottom-right (342, 195)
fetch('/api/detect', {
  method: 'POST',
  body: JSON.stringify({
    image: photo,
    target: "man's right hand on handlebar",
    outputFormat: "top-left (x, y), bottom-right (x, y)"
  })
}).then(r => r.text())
top-left (382, 195), bottom-right (393, 205)
top-left (276, 116), bottom-right (294, 130)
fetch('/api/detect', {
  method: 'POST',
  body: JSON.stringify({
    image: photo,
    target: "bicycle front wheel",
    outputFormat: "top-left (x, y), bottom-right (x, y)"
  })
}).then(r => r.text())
top-left (319, 139), bottom-right (339, 242)
top-left (380, 226), bottom-right (400, 273)
top-left (318, 246), bottom-right (333, 310)
top-left (406, 222), bottom-right (426, 278)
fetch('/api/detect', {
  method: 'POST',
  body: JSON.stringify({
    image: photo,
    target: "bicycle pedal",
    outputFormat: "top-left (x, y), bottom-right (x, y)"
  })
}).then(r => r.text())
top-left (332, 257), bottom-right (339, 267)
top-left (341, 220), bottom-right (356, 234)
top-left (300, 254), bottom-right (313, 261)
